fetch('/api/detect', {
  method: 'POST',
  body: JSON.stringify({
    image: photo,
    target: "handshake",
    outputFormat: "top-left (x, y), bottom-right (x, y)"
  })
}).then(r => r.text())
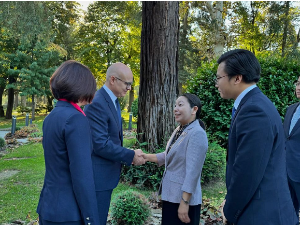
top-left (132, 149), bottom-right (148, 166)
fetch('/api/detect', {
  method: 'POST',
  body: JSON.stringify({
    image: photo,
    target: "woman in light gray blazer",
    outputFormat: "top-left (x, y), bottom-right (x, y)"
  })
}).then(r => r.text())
top-left (144, 93), bottom-right (208, 225)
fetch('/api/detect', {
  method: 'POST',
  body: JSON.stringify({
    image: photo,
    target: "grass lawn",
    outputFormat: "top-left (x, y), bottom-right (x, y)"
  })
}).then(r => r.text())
top-left (0, 113), bottom-right (46, 130)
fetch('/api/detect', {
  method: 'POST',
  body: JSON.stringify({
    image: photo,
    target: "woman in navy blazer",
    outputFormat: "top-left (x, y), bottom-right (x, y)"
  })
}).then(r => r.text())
top-left (144, 93), bottom-right (208, 225)
top-left (37, 60), bottom-right (99, 225)
top-left (284, 76), bottom-right (300, 219)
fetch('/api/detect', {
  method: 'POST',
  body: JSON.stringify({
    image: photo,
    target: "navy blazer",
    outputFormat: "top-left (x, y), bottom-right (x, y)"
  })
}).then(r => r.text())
top-left (84, 87), bottom-right (135, 191)
top-left (224, 87), bottom-right (297, 225)
top-left (37, 101), bottom-right (99, 224)
top-left (284, 102), bottom-right (300, 182)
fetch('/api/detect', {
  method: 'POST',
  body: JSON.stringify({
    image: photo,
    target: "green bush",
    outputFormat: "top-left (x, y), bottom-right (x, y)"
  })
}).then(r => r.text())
top-left (187, 54), bottom-right (300, 147)
top-left (0, 137), bottom-right (6, 148)
top-left (131, 98), bottom-right (138, 118)
top-left (16, 106), bottom-right (31, 114)
top-left (110, 190), bottom-right (150, 225)
top-left (121, 161), bottom-right (164, 191)
top-left (202, 142), bottom-right (226, 183)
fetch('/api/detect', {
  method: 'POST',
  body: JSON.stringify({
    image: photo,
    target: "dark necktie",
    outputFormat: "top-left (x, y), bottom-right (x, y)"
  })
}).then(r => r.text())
top-left (115, 98), bottom-right (122, 126)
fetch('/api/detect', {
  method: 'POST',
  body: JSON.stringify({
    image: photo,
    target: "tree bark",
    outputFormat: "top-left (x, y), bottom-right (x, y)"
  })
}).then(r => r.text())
top-left (281, 1), bottom-right (290, 57)
top-left (0, 87), bottom-right (5, 117)
top-left (31, 94), bottom-right (35, 121)
top-left (138, 1), bottom-right (179, 153)
top-left (127, 87), bottom-right (134, 112)
top-left (5, 76), bottom-right (15, 119)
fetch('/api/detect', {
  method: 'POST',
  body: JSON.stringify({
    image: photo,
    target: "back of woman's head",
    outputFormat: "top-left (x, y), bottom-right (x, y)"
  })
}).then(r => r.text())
top-left (181, 93), bottom-right (206, 130)
top-left (50, 60), bottom-right (96, 103)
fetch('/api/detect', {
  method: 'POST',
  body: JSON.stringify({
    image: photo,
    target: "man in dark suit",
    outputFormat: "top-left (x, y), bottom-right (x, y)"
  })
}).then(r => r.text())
top-left (84, 62), bottom-right (145, 225)
top-left (216, 49), bottom-right (297, 225)
top-left (284, 76), bottom-right (300, 220)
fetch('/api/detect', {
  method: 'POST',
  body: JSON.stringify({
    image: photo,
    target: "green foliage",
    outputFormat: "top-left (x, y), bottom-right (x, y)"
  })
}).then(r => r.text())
top-left (0, 137), bottom-right (6, 148)
top-left (131, 98), bottom-right (138, 118)
top-left (16, 106), bottom-right (31, 114)
top-left (121, 161), bottom-right (164, 191)
top-left (118, 97), bottom-right (127, 111)
top-left (28, 132), bottom-right (43, 138)
top-left (187, 60), bottom-right (232, 147)
top-left (110, 190), bottom-right (150, 225)
top-left (257, 54), bottom-right (300, 118)
top-left (187, 55), bottom-right (300, 147)
top-left (202, 142), bottom-right (226, 183)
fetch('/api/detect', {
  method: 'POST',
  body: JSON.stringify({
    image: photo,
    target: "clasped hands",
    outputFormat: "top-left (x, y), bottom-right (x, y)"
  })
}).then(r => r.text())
top-left (132, 149), bottom-right (147, 166)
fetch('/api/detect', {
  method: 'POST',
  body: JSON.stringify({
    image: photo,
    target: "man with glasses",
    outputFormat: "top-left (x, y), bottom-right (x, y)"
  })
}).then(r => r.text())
top-left (215, 49), bottom-right (297, 225)
top-left (284, 76), bottom-right (300, 220)
top-left (84, 62), bottom-right (145, 225)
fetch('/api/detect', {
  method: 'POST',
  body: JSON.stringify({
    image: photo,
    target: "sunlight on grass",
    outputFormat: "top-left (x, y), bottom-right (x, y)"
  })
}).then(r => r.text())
top-left (202, 179), bottom-right (226, 207)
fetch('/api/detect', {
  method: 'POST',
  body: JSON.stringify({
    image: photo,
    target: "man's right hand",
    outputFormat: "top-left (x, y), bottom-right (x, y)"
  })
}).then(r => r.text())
top-left (132, 149), bottom-right (146, 166)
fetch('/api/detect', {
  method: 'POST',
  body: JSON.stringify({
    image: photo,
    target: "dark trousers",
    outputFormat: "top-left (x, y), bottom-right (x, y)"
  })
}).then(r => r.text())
top-left (288, 176), bottom-right (300, 219)
top-left (96, 189), bottom-right (113, 225)
top-left (39, 215), bottom-right (83, 225)
top-left (161, 200), bottom-right (201, 225)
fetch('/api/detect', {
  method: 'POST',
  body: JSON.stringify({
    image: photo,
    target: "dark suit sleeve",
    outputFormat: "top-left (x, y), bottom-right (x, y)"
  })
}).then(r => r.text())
top-left (224, 104), bottom-right (274, 223)
top-left (85, 100), bottom-right (134, 166)
top-left (65, 114), bottom-right (100, 225)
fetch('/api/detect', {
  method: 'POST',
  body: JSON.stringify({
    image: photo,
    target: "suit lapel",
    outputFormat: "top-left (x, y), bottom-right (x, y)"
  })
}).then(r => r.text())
top-left (100, 88), bottom-right (121, 130)
top-left (166, 121), bottom-right (196, 164)
top-left (289, 102), bottom-right (300, 136)
top-left (230, 87), bottom-right (261, 127)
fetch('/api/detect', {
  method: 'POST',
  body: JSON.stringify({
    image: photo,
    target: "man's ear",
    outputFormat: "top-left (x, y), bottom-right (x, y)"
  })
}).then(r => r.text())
top-left (235, 75), bottom-right (243, 84)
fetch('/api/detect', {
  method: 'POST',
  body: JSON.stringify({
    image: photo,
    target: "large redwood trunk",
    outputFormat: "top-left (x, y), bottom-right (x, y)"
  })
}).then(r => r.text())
top-left (137, 1), bottom-right (179, 153)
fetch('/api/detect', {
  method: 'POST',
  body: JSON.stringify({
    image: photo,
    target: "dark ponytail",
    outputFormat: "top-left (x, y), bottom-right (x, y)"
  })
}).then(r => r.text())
top-left (181, 93), bottom-right (206, 130)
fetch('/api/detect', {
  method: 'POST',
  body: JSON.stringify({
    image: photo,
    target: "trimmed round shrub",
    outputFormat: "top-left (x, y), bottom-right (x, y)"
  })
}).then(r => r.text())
top-left (110, 190), bottom-right (150, 225)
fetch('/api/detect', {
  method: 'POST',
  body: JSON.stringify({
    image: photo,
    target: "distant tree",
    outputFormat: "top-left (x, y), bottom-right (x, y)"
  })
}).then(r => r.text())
top-left (138, 1), bottom-right (179, 152)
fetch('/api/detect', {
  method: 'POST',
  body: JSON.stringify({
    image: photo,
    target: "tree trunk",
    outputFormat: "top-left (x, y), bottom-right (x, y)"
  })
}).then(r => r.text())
top-left (178, 1), bottom-right (189, 95)
top-left (31, 94), bottom-right (35, 121)
top-left (127, 87), bottom-right (134, 112)
top-left (281, 1), bottom-right (290, 57)
top-left (5, 77), bottom-right (15, 119)
top-left (0, 87), bottom-right (5, 117)
top-left (206, 1), bottom-right (224, 57)
top-left (138, 1), bottom-right (179, 153)
top-left (14, 91), bottom-right (18, 109)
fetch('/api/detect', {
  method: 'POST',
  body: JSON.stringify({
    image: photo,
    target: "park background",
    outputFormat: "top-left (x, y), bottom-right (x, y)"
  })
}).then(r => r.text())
top-left (1, 1), bottom-right (300, 224)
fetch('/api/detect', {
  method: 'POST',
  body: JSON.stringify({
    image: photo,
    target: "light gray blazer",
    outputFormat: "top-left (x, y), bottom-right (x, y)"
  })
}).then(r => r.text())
top-left (156, 120), bottom-right (208, 205)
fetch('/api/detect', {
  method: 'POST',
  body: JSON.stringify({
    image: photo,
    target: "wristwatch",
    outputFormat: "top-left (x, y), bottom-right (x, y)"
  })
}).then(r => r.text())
top-left (181, 196), bottom-right (189, 205)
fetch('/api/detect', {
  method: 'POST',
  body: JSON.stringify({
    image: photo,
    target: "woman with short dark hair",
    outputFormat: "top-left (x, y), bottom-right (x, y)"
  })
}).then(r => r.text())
top-left (37, 60), bottom-right (99, 225)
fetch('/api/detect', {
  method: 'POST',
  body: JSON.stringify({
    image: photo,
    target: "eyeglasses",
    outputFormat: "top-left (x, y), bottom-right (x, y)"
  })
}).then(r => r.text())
top-left (214, 75), bottom-right (228, 84)
top-left (294, 81), bottom-right (300, 87)
top-left (114, 76), bottom-right (133, 88)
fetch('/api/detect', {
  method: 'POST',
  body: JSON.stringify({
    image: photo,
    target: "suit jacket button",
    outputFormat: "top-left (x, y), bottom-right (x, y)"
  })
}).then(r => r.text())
top-left (86, 217), bottom-right (90, 220)
top-left (87, 223), bottom-right (91, 225)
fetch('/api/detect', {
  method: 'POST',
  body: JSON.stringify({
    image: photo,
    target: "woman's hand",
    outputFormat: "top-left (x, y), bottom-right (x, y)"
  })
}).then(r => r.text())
top-left (178, 201), bottom-right (190, 223)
